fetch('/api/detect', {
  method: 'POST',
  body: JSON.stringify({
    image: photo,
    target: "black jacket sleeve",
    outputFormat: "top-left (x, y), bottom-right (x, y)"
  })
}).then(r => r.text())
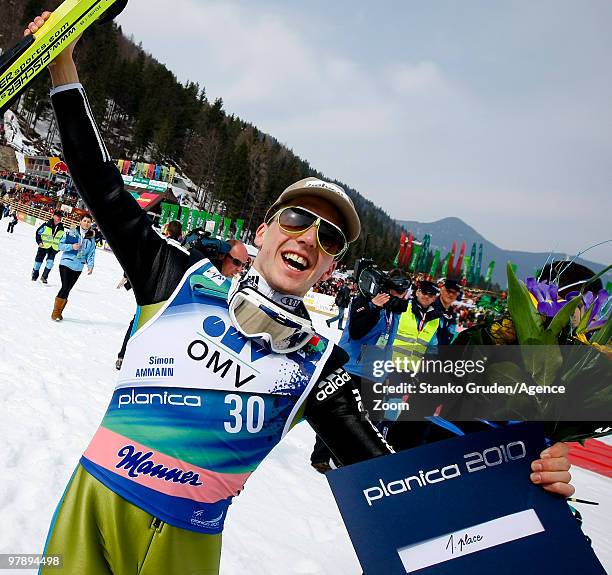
top-left (304, 345), bottom-right (393, 465)
top-left (35, 222), bottom-right (45, 244)
top-left (348, 295), bottom-right (384, 341)
top-left (51, 84), bottom-right (189, 305)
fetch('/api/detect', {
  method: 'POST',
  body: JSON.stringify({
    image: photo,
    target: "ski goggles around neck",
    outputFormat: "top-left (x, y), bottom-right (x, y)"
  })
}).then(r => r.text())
top-left (228, 285), bottom-right (315, 353)
top-left (268, 206), bottom-right (348, 259)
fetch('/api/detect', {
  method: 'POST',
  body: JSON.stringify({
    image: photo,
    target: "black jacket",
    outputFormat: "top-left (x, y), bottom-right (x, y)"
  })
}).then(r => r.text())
top-left (434, 298), bottom-right (457, 346)
top-left (51, 84), bottom-right (391, 466)
top-left (334, 285), bottom-right (351, 308)
top-left (347, 294), bottom-right (388, 341)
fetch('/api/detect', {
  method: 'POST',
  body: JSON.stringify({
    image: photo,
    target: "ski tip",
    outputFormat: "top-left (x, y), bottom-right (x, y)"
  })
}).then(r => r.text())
top-left (97, 0), bottom-right (129, 25)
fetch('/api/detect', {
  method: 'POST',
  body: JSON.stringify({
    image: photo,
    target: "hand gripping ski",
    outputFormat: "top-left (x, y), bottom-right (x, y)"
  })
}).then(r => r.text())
top-left (0, 0), bottom-right (128, 114)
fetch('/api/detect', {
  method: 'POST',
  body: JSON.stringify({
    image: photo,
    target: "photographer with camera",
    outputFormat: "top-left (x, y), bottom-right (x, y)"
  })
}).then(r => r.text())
top-left (310, 264), bottom-right (410, 472)
top-left (182, 228), bottom-right (250, 278)
top-left (340, 268), bottom-right (410, 354)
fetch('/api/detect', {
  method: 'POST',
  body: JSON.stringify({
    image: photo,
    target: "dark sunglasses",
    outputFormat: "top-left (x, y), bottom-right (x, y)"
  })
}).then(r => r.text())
top-left (228, 255), bottom-right (249, 268)
top-left (270, 206), bottom-right (348, 258)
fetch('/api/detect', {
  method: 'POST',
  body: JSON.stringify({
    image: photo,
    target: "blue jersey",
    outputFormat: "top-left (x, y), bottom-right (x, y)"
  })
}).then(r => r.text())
top-left (81, 260), bottom-right (333, 534)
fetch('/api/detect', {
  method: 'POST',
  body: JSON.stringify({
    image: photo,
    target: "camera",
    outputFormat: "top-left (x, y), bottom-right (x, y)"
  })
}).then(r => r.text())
top-left (355, 259), bottom-right (411, 313)
top-left (181, 228), bottom-right (231, 261)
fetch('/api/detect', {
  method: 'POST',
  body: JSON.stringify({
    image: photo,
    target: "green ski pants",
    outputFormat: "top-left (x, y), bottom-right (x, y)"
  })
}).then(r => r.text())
top-left (41, 465), bottom-right (222, 574)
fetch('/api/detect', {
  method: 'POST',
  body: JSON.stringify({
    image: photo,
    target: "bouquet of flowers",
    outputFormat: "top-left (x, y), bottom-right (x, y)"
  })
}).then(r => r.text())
top-left (454, 262), bottom-right (611, 442)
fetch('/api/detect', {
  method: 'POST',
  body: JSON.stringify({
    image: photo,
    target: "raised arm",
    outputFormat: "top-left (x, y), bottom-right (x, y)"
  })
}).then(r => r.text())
top-left (25, 13), bottom-right (188, 304)
top-left (348, 295), bottom-right (386, 340)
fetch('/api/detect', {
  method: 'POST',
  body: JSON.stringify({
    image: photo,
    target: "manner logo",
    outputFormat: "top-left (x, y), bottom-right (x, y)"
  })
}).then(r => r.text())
top-left (115, 445), bottom-right (203, 486)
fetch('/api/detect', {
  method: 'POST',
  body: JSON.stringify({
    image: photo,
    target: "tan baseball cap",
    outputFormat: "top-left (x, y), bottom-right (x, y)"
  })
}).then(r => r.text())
top-left (265, 177), bottom-right (361, 243)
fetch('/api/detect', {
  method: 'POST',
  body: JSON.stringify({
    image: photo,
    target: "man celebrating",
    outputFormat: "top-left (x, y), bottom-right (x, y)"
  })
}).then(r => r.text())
top-left (31, 210), bottom-right (64, 283)
top-left (26, 11), bottom-right (573, 575)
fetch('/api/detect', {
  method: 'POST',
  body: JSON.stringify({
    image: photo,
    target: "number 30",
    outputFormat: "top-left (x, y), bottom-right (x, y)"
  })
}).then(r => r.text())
top-left (224, 394), bottom-right (265, 433)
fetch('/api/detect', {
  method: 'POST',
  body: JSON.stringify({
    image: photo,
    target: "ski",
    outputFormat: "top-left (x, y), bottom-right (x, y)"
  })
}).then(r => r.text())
top-left (0, 0), bottom-right (128, 114)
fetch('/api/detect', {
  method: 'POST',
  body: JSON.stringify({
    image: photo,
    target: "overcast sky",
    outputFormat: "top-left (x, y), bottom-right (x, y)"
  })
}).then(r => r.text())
top-left (117, 0), bottom-right (611, 264)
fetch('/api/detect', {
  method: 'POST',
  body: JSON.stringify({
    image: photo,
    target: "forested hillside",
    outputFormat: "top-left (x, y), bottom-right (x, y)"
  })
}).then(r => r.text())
top-left (0, 0), bottom-right (401, 265)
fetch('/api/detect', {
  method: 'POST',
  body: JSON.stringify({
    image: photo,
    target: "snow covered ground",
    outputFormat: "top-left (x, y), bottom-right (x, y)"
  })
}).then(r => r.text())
top-left (0, 220), bottom-right (609, 574)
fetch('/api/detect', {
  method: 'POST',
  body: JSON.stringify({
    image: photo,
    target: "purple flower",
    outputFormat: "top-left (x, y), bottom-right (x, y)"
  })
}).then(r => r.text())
top-left (526, 277), bottom-right (567, 317)
top-left (565, 288), bottom-right (611, 331)
top-left (583, 290), bottom-right (610, 330)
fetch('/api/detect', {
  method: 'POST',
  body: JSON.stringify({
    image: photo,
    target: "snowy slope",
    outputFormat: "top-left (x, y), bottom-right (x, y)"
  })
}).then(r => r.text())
top-left (0, 221), bottom-right (609, 574)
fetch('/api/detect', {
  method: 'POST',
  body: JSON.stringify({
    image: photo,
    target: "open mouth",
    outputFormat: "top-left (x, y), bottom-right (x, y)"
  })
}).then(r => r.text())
top-left (281, 251), bottom-right (310, 272)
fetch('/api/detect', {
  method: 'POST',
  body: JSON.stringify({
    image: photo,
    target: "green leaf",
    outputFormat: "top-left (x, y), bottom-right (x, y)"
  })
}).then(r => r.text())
top-left (560, 345), bottom-right (601, 384)
top-left (521, 345), bottom-right (563, 387)
top-left (506, 262), bottom-right (543, 344)
top-left (576, 300), bottom-right (596, 335)
top-left (486, 361), bottom-right (526, 387)
top-left (582, 383), bottom-right (612, 413)
top-left (547, 295), bottom-right (582, 338)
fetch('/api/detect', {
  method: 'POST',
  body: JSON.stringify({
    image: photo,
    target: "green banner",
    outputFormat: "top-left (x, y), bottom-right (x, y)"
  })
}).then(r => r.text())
top-left (475, 243), bottom-right (483, 283)
top-left (168, 204), bottom-right (180, 222)
top-left (189, 209), bottom-right (199, 232)
top-left (19, 213), bottom-right (37, 225)
top-left (468, 242), bottom-right (477, 284)
top-left (222, 217), bottom-right (232, 240)
top-left (484, 260), bottom-right (496, 285)
top-left (180, 207), bottom-right (191, 233)
top-left (440, 253), bottom-right (451, 278)
top-left (462, 255), bottom-right (471, 280)
top-left (212, 213), bottom-right (222, 236)
top-left (195, 210), bottom-right (208, 229)
top-left (235, 218), bottom-right (245, 240)
top-left (417, 234), bottom-right (431, 272)
top-left (429, 249), bottom-right (441, 278)
top-left (160, 202), bottom-right (172, 226)
top-left (408, 244), bottom-right (421, 272)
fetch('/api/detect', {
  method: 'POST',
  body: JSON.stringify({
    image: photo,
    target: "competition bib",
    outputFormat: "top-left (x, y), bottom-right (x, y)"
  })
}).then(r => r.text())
top-left (81, 260), bottom-right (334, 533)
top-left (118, 262), bottom-right (323, 397)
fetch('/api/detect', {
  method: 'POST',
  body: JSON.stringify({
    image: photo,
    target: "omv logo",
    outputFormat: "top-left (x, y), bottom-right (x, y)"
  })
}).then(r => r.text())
top-left (187, 315), bottom-right (271, 387)
top-left (201, 315), bottom-right (271, 363)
